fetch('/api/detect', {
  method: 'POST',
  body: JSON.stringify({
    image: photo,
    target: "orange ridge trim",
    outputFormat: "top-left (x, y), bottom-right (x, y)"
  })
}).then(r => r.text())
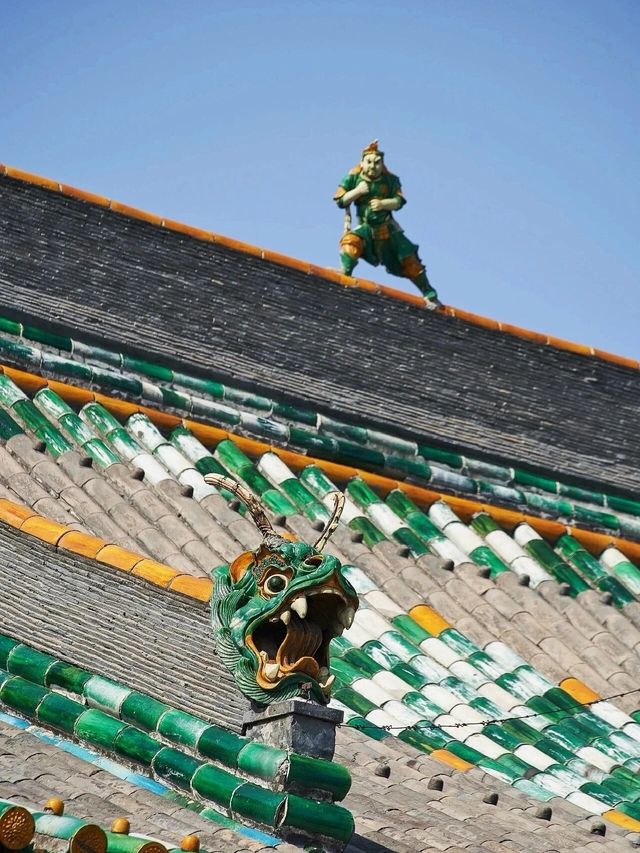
top-left (0, 493), bottom-right (206, 602)
top-left (5, 364), bottom-right (640, 568)
top-left (1, 163), bottom-right (636, 370)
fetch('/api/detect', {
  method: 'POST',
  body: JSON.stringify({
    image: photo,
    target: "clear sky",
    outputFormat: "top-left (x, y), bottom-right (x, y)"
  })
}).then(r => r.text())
top-left (3, 1), bottom-right (639, 357)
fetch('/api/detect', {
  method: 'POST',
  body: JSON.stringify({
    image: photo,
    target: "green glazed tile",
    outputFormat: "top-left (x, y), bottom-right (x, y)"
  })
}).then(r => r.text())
top-left (36, 692), bottom-right (84, 735)
top-left (391, 614), bottom-right (431, 645)
top-left (223, 387), bottom-right (272, 412)
top-left (390, 662), bottom-right (427, 691)
top-left (230, 782), bottom-right (286, 828)
top-left (193, 455), bottom-right (226, 476)
top-left (332, 688), bottom-right (376, 717)
top-left (608, 494), bottom-right (640, 516)
top-left (601, 775), bottom-right (640, 801)
top-left (502, 718), bottom-right (540, 744)
top-left (418, 445), bottom-right (463, 468)
top-left (534, 736), bottom-right (574, 764)
top-left (272, 401), bottom-right (317, 425)
top-left (512, 469), bottom-right (557, 491)
top-left (160, 387), bottom-right (191, 411)
top-left (81, 402), bottom-right (121, 434)
top-left (0, 409), bottom-right (24, 441)
top-left (288, 427), bottom-right (338, 455)
top-left (22, 325), bottom-right (72, 351)
top-left (74, 709), bottom-right (127, 750)
top-left (281, 794), bottom-right (355, 842)
top-left (439, 628), bottom-right (480, 657)
top-left (524, 492), bottom-right (572, 516)
top-left (329, 658), bottom-right (361, 686)
top-left (152, 747), bottom-right (201, 790)
top-left (262, 488), bottom-right (296, 516)
top-left (58, 411), bottom-right (95, 444)
top-left (397, 727), bottom-right (436, 752)
top-left (444, 740), bottom-right (483, 765)
top-left (558, 482), bottom-right (605, 505)
top-left (0, 635), bottom-right (20, 669)
top-left (345, 478), bottom-right (379, 508)
top-left (44, 356), bottom-right (92, 381)
top-left (468, 545), bottom-right (509, 576)
top-left (412, 721), bottom-right (450, 749)
top-left (196, 726), bottom-right (247, 768)
top-left (385, 456), bottom-right (432, 480)
top-left (12, 398), bottom-right (54, 432)
top-left (405, 511), bottom-right (442, 542)
top-left (403, 692), bottom-right (441, 720)
top-left (34, 388), bottom-right (74, 419)
top-left (158, 709), bottom-right (210, 748)
top-left (360, 639), bottom-right (400, 670)
top-left (237, 465), bottom-right (273, 496)
top-left (91, 368), bottom-right (143, 396)
top-left (597, 575), bottom-right (634, 607)
top-left (0, 337), bottom-right (40, 366)
top-left (482, 723), bottom-right (521, 751)
top-left (544, 687), bottom-right (582, 713)
top-left (172, 372), bottom-right (224, 398)
top-left (469, 512), bottom-right (500, 536)
top-left (523, 539), bottom-right (588, 593)
top-left (45, 661), bottom-right (92, 695)
top-left (385, 489), bottom-right (416, 519)
top-left (0, 676), bottom-right (47, 715)
top-left (190, 398), bottom-right (240, 425)
top-left (279, 478), bottom-right (317, 511)
top-left (122, 355), bottom-right (173, 382)
top-left (333, 441), bottom-right (385, 469)
top-left (113, 726), bottom-right (161, 766)
top-left (33, 814), bottom-right (90, 841)
top-left (393, 527), bottom-right (429, 556)
top-left (579, 782), bottom-right (620, 807)
top-left (7, 644), bottom-right (55, 684)
top-left (343, 648), bottom-right (383, 678)
top-left (525, 695), bottom-right (566, 724)
top-left (288, 754), bottom-right (351, 801)
top-left (190, 764), bottom-right (240, 807)
top-left (82, 438), bottom-right (119, 468)
top-left (298, 464), bottom-right (335, 497)
top-left (73, 340), bottom-right (122, 367)
top-left (0, 317), bottom-right (22, 334)
top-left (346, 716), bottom-right (388, 741)
top-left (348, 517), bottom-right (386, 546)
top-left (571, 505), bottom-right (619, 531)
top-left (0, 375), bottom-right (26, 407)
top-left (237, 741), bottom-right (286, 781)
top-left (380, 630), bottom-right (419, 661)
top-left (120, 691), bottom-right (170, 731)
top-left (319, 416), bottom-right (368, 444)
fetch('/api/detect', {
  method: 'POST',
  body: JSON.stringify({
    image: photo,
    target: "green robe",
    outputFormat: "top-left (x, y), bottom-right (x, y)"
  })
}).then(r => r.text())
top-left (334, 168), bottom-right (420, 276)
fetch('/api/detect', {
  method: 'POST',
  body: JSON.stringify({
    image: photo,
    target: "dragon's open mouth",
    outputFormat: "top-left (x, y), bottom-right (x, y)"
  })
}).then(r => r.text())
top-left (248, 579), bottom-right (356, 693)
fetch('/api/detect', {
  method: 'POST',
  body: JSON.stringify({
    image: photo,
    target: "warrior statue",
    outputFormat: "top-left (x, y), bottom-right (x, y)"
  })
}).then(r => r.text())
top-left (334, 140), bottom-right (439, 308)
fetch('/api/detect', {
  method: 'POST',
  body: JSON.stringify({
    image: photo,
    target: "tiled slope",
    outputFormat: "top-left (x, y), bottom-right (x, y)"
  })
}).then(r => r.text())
top-left (0, 716), bottom-right (295, 853)
top-left (2, 318), bottom-right (639, 542)
top-left (1, 176), bottom-right (639, 492)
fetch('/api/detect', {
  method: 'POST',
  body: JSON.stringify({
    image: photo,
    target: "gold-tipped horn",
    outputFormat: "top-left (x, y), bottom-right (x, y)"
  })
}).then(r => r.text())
top-left (314, 491), bottom-right (345, 551)
top-left (204, 474), bottom-right (275, 537)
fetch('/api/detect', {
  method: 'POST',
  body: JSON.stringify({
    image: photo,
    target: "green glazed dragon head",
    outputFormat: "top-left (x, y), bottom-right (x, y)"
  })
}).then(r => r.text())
top-left (204, 474), bottom-right (358, 706)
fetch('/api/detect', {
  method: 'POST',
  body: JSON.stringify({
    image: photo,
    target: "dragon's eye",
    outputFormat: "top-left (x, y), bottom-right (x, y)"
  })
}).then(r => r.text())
top-left (264, 574), bottom-right (288, 595)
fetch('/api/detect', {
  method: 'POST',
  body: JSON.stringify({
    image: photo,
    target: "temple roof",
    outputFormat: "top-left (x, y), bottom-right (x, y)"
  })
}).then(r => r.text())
top-left (1, 165), bottom-right (640, 852)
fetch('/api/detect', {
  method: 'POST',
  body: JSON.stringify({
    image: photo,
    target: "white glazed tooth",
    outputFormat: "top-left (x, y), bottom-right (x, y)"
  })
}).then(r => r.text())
top-left (291, 596), bottom-right (308, 618)
top-left (318, 666), bottom-right (330, 682)
top-left (340, 606), bottom-right (355, 629)
top-left (320, 674), bottom-right (335, 692)
top-left (280, 609), bottom-right (291, 626)
top-left (260, 651), bottom-right (268, 661)
top-left (264, 661), bottom-right (280, 682)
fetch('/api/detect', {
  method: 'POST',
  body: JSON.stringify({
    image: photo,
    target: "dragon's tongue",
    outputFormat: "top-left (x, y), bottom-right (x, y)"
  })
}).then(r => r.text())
top-left (276, 613), bottom-right (322, 674)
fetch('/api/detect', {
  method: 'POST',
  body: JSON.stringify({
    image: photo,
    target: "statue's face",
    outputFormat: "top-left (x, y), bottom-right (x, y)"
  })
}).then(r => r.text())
top-left (361, 152), bottom-right (384, 181)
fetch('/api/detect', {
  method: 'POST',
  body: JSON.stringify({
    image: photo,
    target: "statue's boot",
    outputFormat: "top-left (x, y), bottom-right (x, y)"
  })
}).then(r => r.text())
top-left (340, 252), bottom-right (357, 276)
top-left (412, 271), bottom-right (440, 310)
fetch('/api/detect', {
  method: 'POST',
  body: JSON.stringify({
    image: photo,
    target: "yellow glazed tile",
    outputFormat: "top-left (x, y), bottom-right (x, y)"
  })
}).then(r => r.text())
top-left (431, 749), bottom-right (473, 771)
top-left (559, 677), bottom-right (600, 705)
top-left (168, 575), bottom-right (212, 602)
top-left (20, 516), bottom-right (68, 545)
top-left (131, 559), bottom-right (179, 589)
top-left (95, 544), bottom-right (143, 572)
top-left (58, 531), bottom-right (106, 559)
top-left (409, 604), bottom-right (451, 636)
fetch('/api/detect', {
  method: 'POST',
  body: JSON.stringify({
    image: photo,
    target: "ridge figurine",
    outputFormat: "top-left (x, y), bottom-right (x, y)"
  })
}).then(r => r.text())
top-left (333, 140), bottom-right (439, 308)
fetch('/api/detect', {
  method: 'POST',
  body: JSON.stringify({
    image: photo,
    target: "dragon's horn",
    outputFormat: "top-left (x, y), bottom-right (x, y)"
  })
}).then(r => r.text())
top-left (314, 491), bottom-right (345, 551)
top-left (204, 474), bottom-right (275, 537)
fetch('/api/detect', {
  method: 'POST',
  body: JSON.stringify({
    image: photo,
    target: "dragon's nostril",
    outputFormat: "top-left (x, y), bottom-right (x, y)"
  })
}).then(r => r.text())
top-left (304, 556), bottom-right (323, 568)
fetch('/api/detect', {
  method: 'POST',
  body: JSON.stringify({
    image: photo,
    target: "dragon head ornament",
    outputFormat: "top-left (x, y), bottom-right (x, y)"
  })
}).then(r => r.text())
top-left (204, 474), bottom-right (358, 705)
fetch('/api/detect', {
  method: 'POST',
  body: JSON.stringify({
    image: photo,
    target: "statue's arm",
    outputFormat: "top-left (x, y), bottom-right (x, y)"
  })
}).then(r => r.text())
top-left (369, 177), bottom-right (406, 212)
top-left (334, 175), bottom-right (369, 208)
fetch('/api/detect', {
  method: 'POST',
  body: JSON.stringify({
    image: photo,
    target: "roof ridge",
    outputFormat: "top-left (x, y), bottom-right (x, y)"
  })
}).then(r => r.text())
top-left (4, 363), bottom-right (640, 567)
top-left (1, 163), bottom-right (637, 372)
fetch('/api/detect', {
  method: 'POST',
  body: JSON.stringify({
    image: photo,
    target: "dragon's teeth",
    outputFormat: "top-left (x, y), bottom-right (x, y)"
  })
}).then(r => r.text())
top-left (340, 606), bottom-right (355, 629)
top-left (280, 609), bottom-right (291, 625)
top-left (318, 666), bottom-right (330, 682)
top-left (291, 596), bottom-right (308, 618)
top-left (320, 674), bottom-right (335, 692)
top-left (332, 619), bottom-right (345, 636)
top-left (264, 661), bottom-right (280, 681)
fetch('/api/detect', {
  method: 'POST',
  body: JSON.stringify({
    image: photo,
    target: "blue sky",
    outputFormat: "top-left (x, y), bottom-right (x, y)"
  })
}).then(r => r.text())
top-left (3, 1), bottom-right (639, 356)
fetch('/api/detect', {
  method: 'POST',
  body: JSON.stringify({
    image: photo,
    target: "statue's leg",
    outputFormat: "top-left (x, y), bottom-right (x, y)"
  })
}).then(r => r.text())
top-left (401, 254), bottom-right (439, 306)
top-left (339, 232), bottom-right (364, 276)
